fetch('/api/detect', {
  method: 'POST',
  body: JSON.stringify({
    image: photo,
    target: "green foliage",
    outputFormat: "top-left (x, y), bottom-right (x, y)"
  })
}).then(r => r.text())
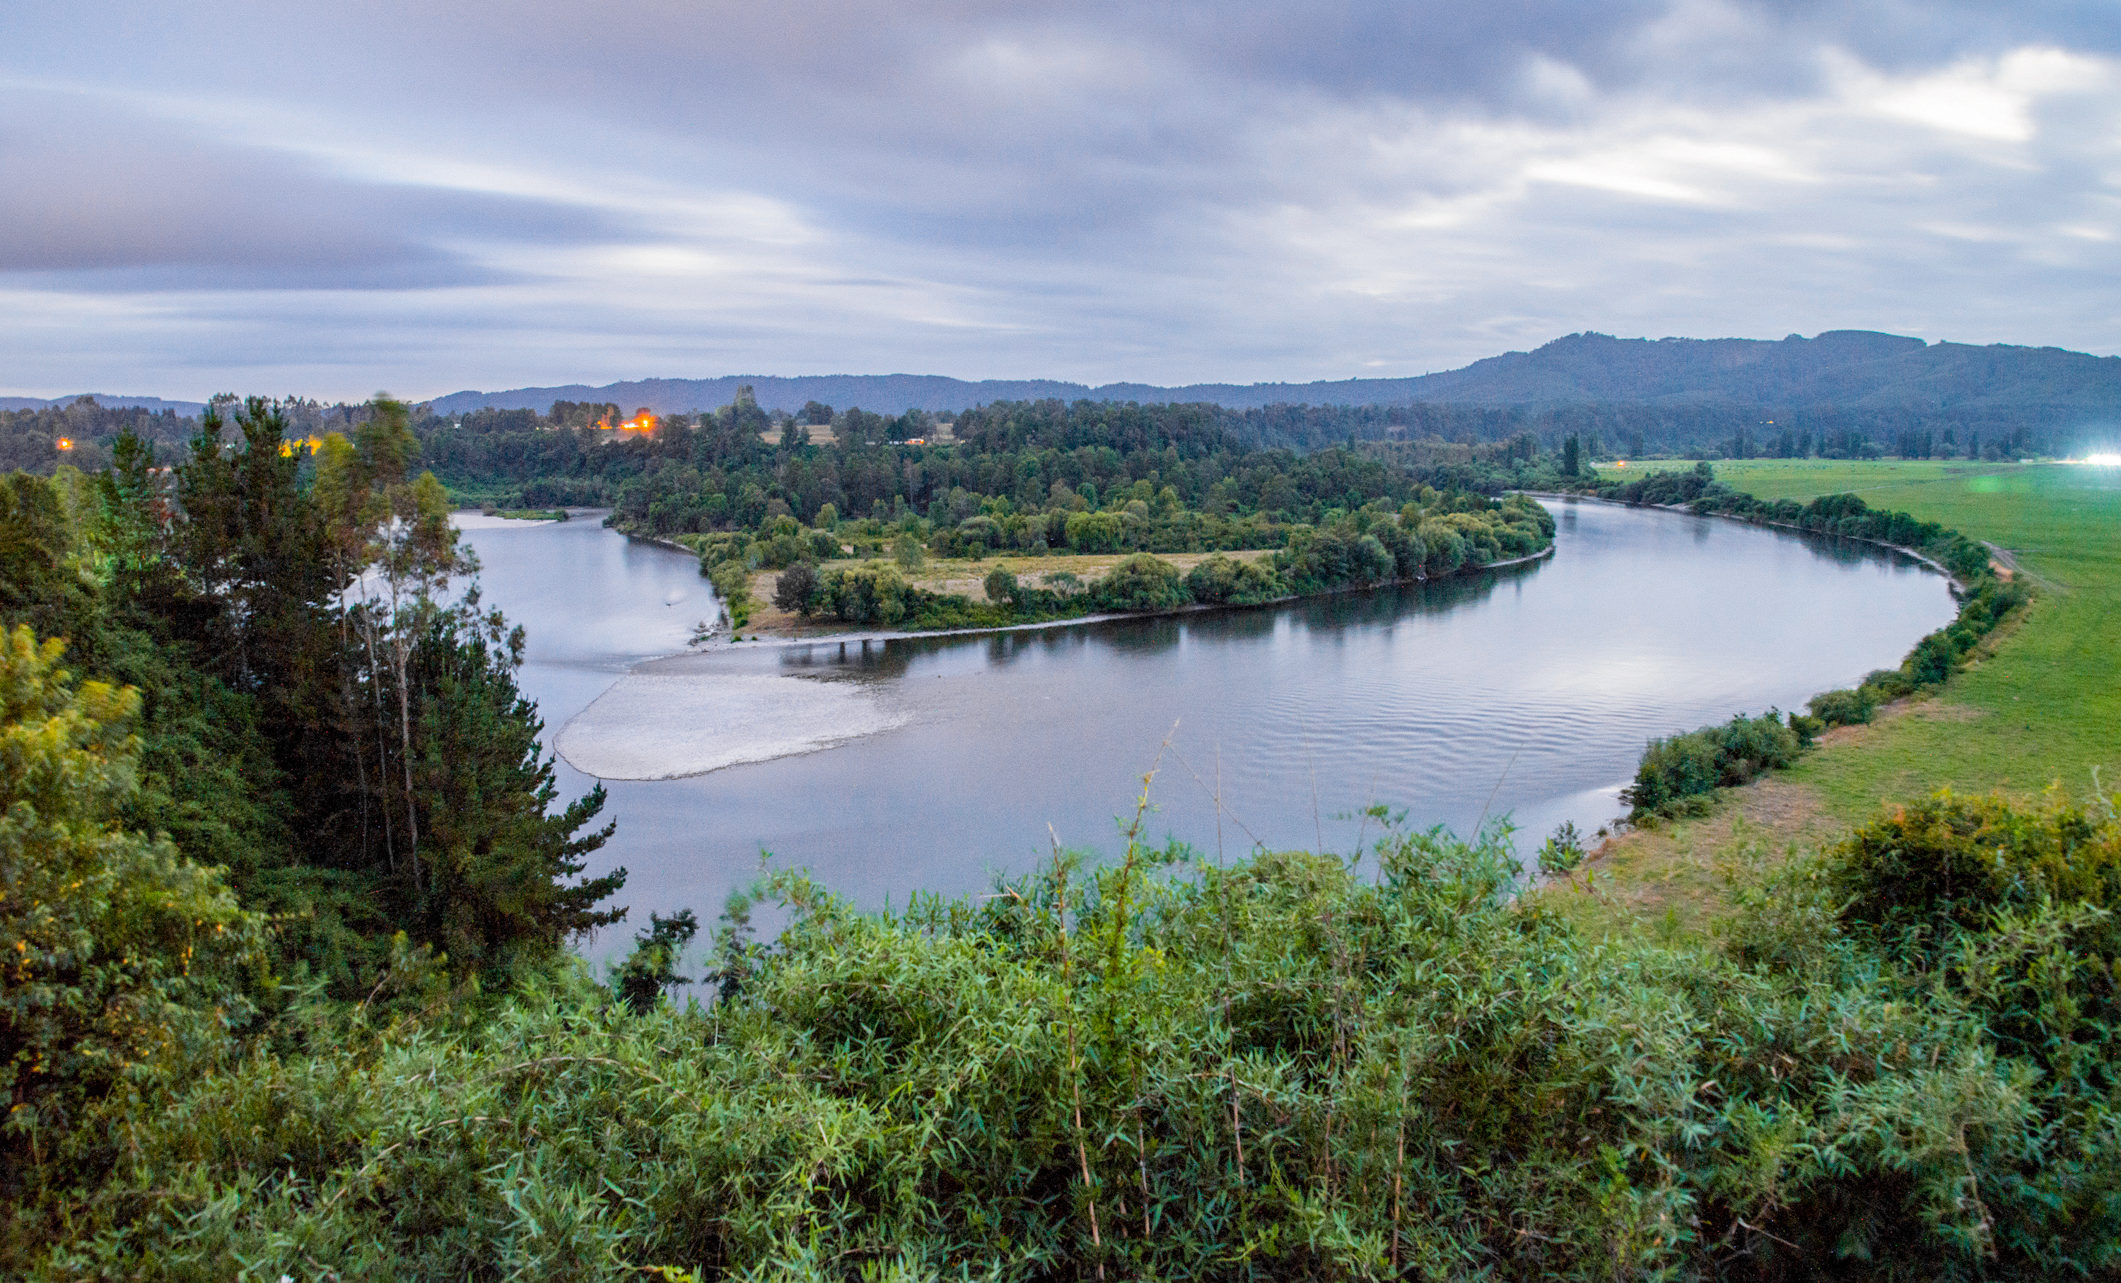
top-left (21, 797), bottom-right (2121, 1278)
top-left (1624, 712), bottom-right (1800, 816)
top-left (1064, 508), bottom-right (1125, 552)
top-left (0, 626), bottom-right (265, 1156)
top-left (1808, 686), bottom-right (1875, 726)
top-left (611, 910), bottom-right (700, 1014)
top-left (1821, 790), bottom-right (2121, 957)
top-left (773, 561), bottom-right (818, 613)
top-left (701, 556), bottom-right (754, 629)
top-left (408, 608), bottom-right (624, 972)
top-left (1087, 552), bottom-right (1188, 612)
top-left (810, 562), bottom-right (917, 625)
top-left (1183, 553), bottom-right (1283, 606)
top-left (1537, 820), bottom-right (1588, 878)
top-left (0, 396), bottom-right (625, 997)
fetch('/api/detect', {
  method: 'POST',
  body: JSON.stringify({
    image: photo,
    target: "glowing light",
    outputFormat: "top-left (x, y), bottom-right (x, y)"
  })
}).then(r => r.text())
top-left (54, 437), bottom-right (73, 451)
top-left (2081, 452), bottom-right (2121, 467)
top-left (1613, 460), bottom-right (1628, 468)
top-left (618, 413), bottom-right (657, 434)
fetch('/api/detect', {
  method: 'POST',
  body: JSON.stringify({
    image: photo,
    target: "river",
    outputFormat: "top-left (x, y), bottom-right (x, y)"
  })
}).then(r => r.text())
top-left (454, 498), bottom-right (1959, 950)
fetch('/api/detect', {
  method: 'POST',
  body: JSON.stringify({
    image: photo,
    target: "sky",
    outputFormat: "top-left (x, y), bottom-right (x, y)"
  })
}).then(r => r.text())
top-left (3, 1), bottom-right (2119, 402)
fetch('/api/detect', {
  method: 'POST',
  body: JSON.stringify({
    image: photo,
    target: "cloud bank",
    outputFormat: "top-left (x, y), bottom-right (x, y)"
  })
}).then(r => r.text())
top-left (2, 1), bottom-right (2117, 398)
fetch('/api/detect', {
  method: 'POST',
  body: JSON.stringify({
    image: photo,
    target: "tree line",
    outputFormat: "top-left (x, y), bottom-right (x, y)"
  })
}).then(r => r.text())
top-left (0, 396), bottom-right (625, 1132)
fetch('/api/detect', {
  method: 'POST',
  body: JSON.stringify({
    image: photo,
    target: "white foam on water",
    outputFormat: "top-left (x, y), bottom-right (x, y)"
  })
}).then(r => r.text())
top-left (555, 673), bottom-right (908, 780)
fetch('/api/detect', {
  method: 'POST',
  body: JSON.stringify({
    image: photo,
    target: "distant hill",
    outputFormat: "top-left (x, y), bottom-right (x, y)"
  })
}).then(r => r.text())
top-left (423, 331), bottom-right (2121, 418)
top-left (0, 394), bottom-right (208, 415)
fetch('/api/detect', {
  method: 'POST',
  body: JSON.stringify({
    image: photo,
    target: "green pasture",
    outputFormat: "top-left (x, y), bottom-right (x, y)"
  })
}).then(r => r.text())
top-left (1568, 458), bottom-right (2121, 931)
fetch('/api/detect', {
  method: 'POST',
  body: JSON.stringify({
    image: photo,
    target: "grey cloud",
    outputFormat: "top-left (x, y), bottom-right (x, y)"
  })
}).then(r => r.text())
top-left (0, 93), bottom-right (629, 289)
top-left (0, 0), bottom-right (2117, 398)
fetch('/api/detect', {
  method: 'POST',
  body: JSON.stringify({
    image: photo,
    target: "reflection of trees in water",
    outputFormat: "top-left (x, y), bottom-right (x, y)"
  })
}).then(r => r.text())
top-left (776, 636), bottom-right (918, 680)
top-left (774, 555), bottom-right (1551, 678)
top-left (1724, 513), bottom-right (1938, 573)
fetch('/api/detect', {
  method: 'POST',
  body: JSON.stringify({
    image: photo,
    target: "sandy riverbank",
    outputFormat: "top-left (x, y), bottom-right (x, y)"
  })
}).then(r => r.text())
top-left (554, 670), bottom-right (909, 780)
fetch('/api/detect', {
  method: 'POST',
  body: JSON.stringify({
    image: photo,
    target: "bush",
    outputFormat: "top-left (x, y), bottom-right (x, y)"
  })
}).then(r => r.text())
top-left (1090, 554), bottom-right (1188, 612)
top-left (37, 814), bottom-right (2121, 1278)
top-left (1822, 791), bottom-right (2121, 955)
top-left (1860, 667), bottom-right (1915, 702)
top-left (701, 557), bottom-right (753, 628)
top-left (813, 563), bottom-right (915, 625)
top-left (1182, 554), bottom-right (1283, 606)
top-left (1623, 712), bottom-right (1799, 815)
top-left (1808, 687), bottom-right (1874, 726)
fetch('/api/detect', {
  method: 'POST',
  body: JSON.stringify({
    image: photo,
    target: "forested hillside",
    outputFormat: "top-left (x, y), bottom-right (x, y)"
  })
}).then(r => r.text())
top-left (428, 330), bottom-right (2121, 428)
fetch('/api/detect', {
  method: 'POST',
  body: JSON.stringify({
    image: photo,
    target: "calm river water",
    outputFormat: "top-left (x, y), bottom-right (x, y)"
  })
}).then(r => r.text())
top-left (456, 499), bottom-right (1957, 949)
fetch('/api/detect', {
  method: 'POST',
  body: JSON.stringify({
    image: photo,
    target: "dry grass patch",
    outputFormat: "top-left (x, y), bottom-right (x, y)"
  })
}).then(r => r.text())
top-left (1543, 776), bottom-right (1835, 939)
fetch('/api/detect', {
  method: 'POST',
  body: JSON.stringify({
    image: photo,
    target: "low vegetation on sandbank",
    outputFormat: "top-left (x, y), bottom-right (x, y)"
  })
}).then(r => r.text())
top-left (663, 492), bottom-right (1552, 638)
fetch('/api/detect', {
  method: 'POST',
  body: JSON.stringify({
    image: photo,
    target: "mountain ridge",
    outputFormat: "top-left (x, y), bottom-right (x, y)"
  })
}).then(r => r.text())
top-left (11, 331), bottom-right (2119, 420)
top-left (422, 331), bottom-right (2121, 418)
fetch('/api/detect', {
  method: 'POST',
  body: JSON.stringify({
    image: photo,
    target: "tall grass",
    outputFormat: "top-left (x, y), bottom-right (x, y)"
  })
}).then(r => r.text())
top-left (26, 792), bottom-right (2121, 1279)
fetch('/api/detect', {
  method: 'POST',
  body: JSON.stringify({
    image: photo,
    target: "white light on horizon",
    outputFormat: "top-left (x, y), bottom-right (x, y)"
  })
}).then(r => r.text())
top-left (2080, 452), bottom-right (2121, 466)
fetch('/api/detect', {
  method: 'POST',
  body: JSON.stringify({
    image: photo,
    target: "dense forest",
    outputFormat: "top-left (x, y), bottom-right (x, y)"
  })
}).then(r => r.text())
top-left (1, 382), bottom-right (2072, 501)
top-left (5, 396), bottom-right (2120, 1278)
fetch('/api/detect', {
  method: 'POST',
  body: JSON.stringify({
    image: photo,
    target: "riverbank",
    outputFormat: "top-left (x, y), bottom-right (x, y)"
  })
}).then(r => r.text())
top-left (1524, 489), bottom-right (1972, 590)
top-left (1540, 459), bottom-right (2120, 938)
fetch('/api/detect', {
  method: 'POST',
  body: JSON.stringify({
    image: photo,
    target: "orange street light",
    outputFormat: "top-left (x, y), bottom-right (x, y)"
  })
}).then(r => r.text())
top-left (54, 437), bottom-right (73, 451)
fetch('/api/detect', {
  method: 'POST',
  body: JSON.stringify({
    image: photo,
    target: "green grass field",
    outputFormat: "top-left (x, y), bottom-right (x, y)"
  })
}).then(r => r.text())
top-left (1558, 458), bottom-right (2121, 932)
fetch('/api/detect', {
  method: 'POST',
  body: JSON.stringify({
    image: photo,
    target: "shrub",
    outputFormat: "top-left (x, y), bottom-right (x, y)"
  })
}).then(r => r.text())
top-left (38, 814), bottom-right (2121, 1278)
top-left (813, 563), bottom-right (914, 625)
top-left (1808, 687), bottom-right (1874, 726)
top-left (1622, 712), bottom-right (1799, 815)
top-left (1090, 554), bottom-right (1188, 612)
top-left (1182, 554), bottom-right (1283, 606)
top-left (1823, 791), bottom-right (2121, 954)
top-left (1860, 667), bottom-right (1915, 703)
top-left (701, 557), bottom-right (753, 628)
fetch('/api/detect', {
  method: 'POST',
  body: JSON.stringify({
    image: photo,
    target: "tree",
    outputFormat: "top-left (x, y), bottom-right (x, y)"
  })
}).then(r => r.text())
top-left (774, 562), bottom-right (819, 614)
top-left (409, 605), bottom-right (623, 970)
top-left (315, 398), bottom-right (469, 891)
top-left (1561, 433), bottom-right (1581, 477)
top-left (611, 910), bottom-right (699, 1013)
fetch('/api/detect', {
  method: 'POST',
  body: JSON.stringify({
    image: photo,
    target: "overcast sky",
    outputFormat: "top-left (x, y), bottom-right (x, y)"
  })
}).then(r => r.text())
top-left (3, 1), bottom-right (2118, 400)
